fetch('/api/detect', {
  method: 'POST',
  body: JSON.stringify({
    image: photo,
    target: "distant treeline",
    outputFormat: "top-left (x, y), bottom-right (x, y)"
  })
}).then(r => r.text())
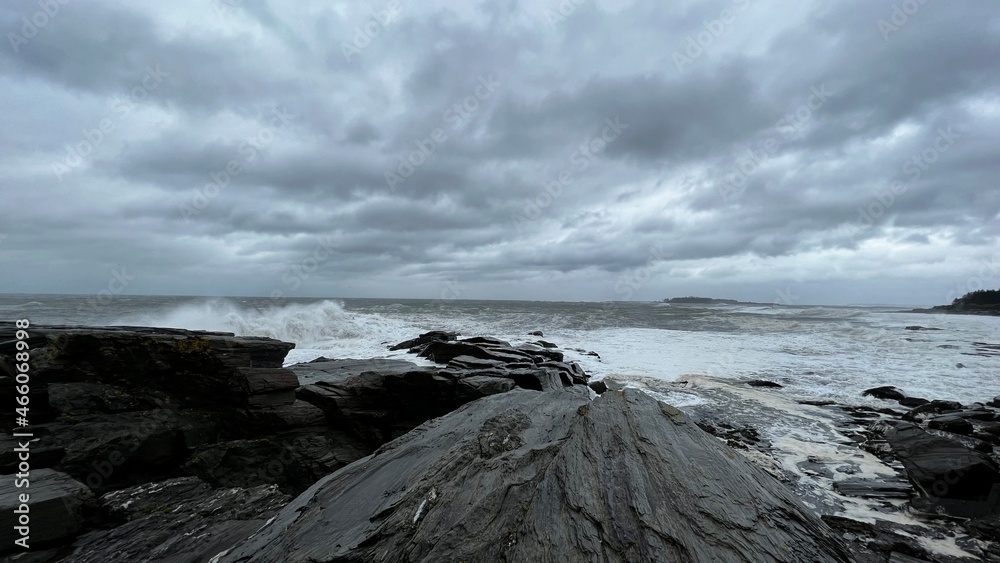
top-left (664, 297), bottom-right (746, 304)
top-left (951, 289), bottom-right (1000, 306)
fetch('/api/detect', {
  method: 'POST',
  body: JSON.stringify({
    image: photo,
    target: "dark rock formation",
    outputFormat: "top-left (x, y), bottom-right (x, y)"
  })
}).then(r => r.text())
top-left (747, 379), bottom-right (783, 388)
top-left (588, 380), bottom-right (608, 394)
top-left (387, 330), bottom-right (457, 351)
top-left (881, 421), bottom-right (1000, 517)
top-left (0, 469), bottom-right (96, 550)
top-left (217, 390), bottom-right (852, 562)
top-left (863, 386), bottom-right (907, 402)
top-left (0, 323), bottom-right (353, 500)
top-left (66, 477), bottom-right (289, 562)
top-left (0, 324), bottom-right (409, 559)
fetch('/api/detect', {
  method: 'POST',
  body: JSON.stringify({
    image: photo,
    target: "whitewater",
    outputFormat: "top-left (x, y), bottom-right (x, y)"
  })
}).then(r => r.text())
top-left (3, 294), bottom-right (997, 406)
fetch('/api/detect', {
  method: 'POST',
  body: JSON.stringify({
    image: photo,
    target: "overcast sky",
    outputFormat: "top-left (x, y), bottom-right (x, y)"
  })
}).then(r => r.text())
top-left (1, 1), bottom-right (998, 305)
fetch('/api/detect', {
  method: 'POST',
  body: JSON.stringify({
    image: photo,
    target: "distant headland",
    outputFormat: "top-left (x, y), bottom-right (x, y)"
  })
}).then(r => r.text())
top-left (663, 296), bottom-right (776, 305)
top-left (911, 289), bottom-right (1000, 316)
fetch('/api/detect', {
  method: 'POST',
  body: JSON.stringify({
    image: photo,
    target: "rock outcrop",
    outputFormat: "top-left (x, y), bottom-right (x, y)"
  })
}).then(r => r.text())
top-left (66, 477), bottom-right (290, 562)
top-left (881, 421), bottom-right (1000, 517)
top-left (0, 323), bottom-right (351, 497)
top-left (0, 324), bottom-right (598, 560)
top-left (217, 389), bottom-right (852, 562)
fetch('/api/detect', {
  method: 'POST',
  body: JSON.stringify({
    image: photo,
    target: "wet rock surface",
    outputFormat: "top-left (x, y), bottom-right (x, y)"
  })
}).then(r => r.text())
top-left (65, 477), bottom-right (290, 563)
top-left (217, 390), bottom-right (853, 563)
top-left (0, 324), bottom-right (596, 560)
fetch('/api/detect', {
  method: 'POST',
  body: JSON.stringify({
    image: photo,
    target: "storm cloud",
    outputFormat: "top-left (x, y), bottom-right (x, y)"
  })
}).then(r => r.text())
top-left (1, 0), bottom-right (998, 305)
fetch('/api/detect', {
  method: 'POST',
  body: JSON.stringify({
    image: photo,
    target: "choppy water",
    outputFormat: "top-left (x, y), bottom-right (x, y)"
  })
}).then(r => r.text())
top-left (4, 293), bottom-right (997, 405)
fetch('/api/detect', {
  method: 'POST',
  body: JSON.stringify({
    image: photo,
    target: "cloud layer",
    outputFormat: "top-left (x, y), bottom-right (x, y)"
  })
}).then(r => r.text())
top-left (1, 0), bottom-right (998, 305)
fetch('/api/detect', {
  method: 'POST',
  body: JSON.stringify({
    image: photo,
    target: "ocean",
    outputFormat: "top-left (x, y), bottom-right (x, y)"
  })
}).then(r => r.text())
top-left (4, 293), bottom-right (999, 555)
top-left (5, 293), bottom-right (997, 406)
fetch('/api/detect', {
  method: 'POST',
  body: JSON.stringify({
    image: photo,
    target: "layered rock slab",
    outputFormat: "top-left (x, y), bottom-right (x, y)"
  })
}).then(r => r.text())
top-left (218, 389), bottom-right (851, 562)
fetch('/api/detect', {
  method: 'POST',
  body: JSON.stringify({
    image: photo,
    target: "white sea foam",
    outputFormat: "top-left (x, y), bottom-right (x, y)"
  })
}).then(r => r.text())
top-left (108, 298), bottom-right (1000, 404)
top-left (113, 298), bottom-right (426, 364)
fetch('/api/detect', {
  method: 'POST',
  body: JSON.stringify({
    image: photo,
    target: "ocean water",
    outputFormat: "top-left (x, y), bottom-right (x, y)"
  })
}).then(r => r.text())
top-left (4, 293), bottom-right (998, 557)
top-left (5, 294), bottom-right (997, 406)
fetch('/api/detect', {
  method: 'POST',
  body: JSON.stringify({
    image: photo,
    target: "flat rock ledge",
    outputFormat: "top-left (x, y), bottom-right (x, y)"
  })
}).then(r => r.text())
top-left (217, 389), bottom-right (852, 563)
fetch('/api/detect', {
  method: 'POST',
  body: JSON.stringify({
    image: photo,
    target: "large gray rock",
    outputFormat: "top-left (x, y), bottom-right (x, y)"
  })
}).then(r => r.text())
top-left (883, 421), bottom-right (1000, 517)
top-left (217, 390), bottom-right (852, 562)
top-left (66, 477), bottom-right (289, 562)
top-left (0, 469), bottom-right (96, 552)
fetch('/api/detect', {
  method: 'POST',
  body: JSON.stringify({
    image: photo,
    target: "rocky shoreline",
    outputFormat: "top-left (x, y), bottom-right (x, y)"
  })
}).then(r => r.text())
top-left (1, 323), bottom-right (997, 561)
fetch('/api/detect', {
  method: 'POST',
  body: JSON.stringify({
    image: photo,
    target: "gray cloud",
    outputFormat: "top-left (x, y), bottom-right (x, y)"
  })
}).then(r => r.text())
top-left (1, 0), bottom-right (998, 305)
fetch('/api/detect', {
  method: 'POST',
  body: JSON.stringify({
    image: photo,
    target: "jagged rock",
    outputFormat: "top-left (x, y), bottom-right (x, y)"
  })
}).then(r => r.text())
top-left (515, 343), bottom-right (564, 363)
top-left (863, 386), bottom-right (907, 402)
top-left (535, 340), bottom-right (558, 348)
top-left (388, 331), bottom-right (458, 351)
top-left (965, 514), bottom-right (1000, 543)
top-left (902, 400), bottom-right (965, 422)
top-left (536, 360), bottom-right (587, 385)
top-left (444, 355), bottom-right (511, 371)
top-left (296, 364), bottom-right (454, 447)
top-left (419, 340), bottom-right (534, 365)
top-left (821, 515), bottom-right (876, 535)
top-left (290, 357), bottom-right (423, 385)
top-left (0, 469), bottom-right (97, 553)
top-left (0, 324), bottom-right (295, 409)
top-left (184, 432), bottom-right (367, 494)
top-left (217, 390), bottom-right (853, 562)
top-left (528, 331), bottom-right (544, 336)
top-left (47, 382), bottom-right (156, 416)
top-left (455, 376), bottom-right (517, 402)
top-left (882, 421), bottom-right (1000, 517)
top-left (832, 480), bottom-right (912, 499)
top-left (899, 397), bottom-right (929, 408)
top-left (990, 396), bottom-right (1000, 409)
top-left (926, 414), bottom-right (975, 436)
top-left (459, 336), bottom-right (512, 347)
top-left (27, 409), bottom-right (219, 493)
top-left (799, 399), bottom-right (836, 406)
top-left (929, 399), bottom-right (963, 411)
top-left (235, 400), bottom-right (328, 434)
top-left (747, 379), bottom-right (783, 388)
top-left (66, 477), bottom-right (290, 562)
top-left (588, 380), bottom-right (608, 394)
